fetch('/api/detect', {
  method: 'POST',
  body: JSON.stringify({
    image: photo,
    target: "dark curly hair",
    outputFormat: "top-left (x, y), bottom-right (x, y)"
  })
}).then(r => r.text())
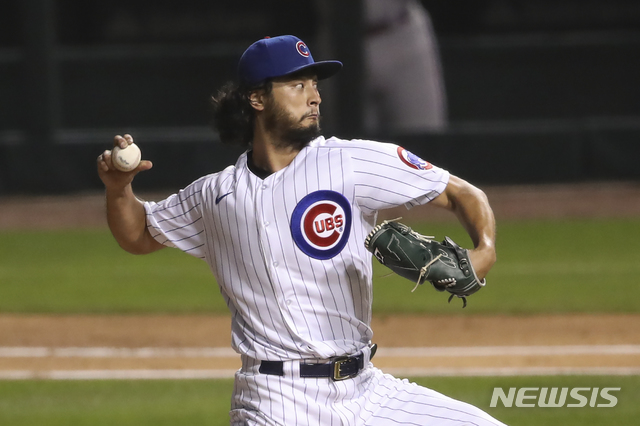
top-left (210, 81), bottom-right (272, 148)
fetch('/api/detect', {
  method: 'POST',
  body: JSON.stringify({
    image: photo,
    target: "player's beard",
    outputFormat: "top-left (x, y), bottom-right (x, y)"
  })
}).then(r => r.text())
top-left (263, 98), bottom-right (321, 151)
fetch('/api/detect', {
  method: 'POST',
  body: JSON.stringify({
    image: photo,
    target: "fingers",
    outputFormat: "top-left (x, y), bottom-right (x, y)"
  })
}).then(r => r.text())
top-left (136, 160), bottom-right (153, 172)
top-left (113, 134), bottom-right (134, 149)
top-left (97, 150), bottom-right (112, 172)
top-left (98, 152), bottom-right (152, 174)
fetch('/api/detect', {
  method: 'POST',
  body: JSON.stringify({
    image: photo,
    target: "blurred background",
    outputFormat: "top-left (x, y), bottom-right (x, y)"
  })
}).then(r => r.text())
top-left (0, 0), bottom-right (639, 195)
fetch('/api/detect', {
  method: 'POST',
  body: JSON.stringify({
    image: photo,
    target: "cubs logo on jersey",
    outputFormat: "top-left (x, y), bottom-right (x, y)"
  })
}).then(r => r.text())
top-left (397, 146), bottom-right (433, 170)
top-left (290, 190), bottom-right (352, 260)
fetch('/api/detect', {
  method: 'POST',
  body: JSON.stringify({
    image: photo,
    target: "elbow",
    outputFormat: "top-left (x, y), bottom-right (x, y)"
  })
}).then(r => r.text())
top-left (464, 181), bottom-right (489, 203)
top-left (122, 245), bottom-right (151, 256)
top-left (448, 178), bottom-right (489, 210)
top-left (117, 240), bottom-right (149, 255)
top-left (115, 232), bottom-right (160, 255)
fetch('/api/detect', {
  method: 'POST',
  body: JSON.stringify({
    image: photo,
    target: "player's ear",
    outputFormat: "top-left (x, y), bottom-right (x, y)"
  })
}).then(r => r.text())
top-left (248, 90), bottom-right (265, 111)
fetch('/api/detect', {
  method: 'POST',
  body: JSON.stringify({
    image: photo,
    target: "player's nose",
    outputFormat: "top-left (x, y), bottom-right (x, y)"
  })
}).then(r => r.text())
top-left (308, 87), bottom-right (321, 106)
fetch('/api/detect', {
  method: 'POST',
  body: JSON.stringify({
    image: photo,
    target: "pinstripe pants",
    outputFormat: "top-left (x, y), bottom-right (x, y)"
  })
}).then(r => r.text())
top-left (230, 351), bottom-right (506, 426)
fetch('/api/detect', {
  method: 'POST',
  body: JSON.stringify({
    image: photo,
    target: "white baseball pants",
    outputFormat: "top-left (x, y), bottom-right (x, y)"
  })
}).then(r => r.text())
top-left (230, 352), bottom-right (506, 425)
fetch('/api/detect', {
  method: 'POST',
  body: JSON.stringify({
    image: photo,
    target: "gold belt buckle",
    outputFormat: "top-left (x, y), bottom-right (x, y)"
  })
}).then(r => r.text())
top-left (332, 356), bottom-right (353, 381)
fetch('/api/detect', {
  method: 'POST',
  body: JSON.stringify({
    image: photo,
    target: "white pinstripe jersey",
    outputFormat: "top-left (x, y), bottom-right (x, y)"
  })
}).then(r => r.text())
top-left (144, 136), bottom-right (449, 361)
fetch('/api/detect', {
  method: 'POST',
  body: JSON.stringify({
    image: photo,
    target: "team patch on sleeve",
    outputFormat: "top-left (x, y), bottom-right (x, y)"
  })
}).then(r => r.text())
top-left (397, 146), bottom-right (433, 170)
top-left (290, 190), bottom-right (352, 260)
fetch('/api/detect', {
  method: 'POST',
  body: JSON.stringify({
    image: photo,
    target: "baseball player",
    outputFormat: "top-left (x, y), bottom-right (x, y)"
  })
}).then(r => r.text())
top-left (97, 35), bottom-right (503, 425)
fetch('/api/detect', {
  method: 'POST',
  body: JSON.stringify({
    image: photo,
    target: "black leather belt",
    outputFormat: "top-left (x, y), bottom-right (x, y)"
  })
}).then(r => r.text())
top-left (259, 344), bottom-right (377, 381)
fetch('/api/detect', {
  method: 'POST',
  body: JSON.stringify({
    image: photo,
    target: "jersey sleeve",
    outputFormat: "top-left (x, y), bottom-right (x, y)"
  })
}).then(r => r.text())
top-left (143, 177), bottom-right (208, 259)
top-left (347, 139), bottom-right (450, 214)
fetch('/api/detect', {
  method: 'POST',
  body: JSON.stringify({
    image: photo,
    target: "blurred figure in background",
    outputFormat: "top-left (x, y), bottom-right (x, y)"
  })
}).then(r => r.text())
top-left (364, 0), bottom-right (447, 135)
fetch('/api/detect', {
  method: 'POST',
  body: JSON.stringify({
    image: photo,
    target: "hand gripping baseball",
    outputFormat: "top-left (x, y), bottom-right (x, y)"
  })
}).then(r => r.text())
top-left (364, 219), bottom-right (486, 308)
top-left (97, 134), bottom-right (152, 189)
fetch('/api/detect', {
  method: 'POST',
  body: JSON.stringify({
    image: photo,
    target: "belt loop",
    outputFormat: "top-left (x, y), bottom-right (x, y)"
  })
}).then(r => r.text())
top-left (369, 343), bottom-right (378, 362)
top-left (241, 354), bottom-right (262, 374)
top-left (287, 358), bottom-right (300, 379)
top-left (362, 343), bottom-right (377, 365)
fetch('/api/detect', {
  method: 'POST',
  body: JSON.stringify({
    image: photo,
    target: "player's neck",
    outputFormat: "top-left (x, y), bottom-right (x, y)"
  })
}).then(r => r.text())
top-left (250, 134), bottom-right (301, 174)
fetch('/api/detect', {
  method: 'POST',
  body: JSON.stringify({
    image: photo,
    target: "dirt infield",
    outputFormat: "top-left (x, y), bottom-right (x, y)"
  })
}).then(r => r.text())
top-left (2, 182), bottom-right (640, 230)
top-left (0, 314), bottom-right (639, 374)
top-left (1, 182), bottom-right (639, 376)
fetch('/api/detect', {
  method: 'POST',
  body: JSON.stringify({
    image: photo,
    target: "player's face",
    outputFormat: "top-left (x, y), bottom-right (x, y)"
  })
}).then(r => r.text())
top-left (263, 73), bottom-right (322, 150)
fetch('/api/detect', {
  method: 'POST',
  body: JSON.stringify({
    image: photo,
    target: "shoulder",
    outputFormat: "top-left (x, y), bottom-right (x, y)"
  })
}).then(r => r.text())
top-left (185, 170), bottom-right (222, 191)
top-left (161, 164), bottom-right (237, 205)
top-left (314, 136), bottom-right (447, 176)
top-left (311, 136), bottom-right (399, 158)
top-left (196, 165), bottom-right (238, 194)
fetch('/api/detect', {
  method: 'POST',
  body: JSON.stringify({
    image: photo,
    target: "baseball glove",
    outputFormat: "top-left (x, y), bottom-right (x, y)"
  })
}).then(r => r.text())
top-left (364, 219), bottom-right (486, 308)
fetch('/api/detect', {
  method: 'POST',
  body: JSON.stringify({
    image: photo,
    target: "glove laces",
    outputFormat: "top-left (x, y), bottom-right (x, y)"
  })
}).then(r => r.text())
top-left (413, 253), bottom-right (443, 293)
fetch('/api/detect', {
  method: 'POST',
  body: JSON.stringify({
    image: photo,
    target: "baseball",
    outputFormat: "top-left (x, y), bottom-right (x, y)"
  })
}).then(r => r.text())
top-left (111, 143), bottom-right (141, 172)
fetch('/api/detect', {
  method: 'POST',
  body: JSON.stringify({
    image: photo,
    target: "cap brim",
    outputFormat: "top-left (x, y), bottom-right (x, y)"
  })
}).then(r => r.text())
top-left (281, 60), bottom-right (343, 81)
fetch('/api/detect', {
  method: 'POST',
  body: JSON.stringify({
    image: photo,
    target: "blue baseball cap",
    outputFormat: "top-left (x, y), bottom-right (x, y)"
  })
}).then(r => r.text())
top-left (238, 35), bottom-right (342, 87)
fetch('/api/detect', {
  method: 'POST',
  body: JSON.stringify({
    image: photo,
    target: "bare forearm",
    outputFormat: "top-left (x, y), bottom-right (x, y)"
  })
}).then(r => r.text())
top-left (105, 185), bottom-right (154, 254)
top-left (432, 175), bottom-right (496, 279)
top-left (450, 184), bottom-right (496, 251)
top-left (98, 134), bottom-right (162, 255)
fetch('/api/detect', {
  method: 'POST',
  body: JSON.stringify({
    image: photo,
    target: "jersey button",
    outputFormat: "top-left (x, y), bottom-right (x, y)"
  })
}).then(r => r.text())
top-left (264, 221), bottom-right (270, 227)
top-left (273, 261), bottom-right (279, 267)
top-left (262, 184), bottom-right (268, 190)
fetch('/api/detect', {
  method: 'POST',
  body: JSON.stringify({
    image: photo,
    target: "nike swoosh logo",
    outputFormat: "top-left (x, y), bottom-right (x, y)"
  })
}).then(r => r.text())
top-left (215, 192), bottom-right (233, 205)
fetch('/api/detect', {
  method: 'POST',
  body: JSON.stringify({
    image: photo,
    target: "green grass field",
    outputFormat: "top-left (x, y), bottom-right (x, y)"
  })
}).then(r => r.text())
top-left (0, 217), bottom-right (638, 425)
top-left (0, 375), bottom-right (637, 426)
top-left (0, 218), bottom-right (638, 314)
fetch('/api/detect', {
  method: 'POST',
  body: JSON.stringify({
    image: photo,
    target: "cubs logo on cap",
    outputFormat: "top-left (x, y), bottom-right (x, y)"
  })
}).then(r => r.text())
top-left (296, 41), bottom-right (310, 57)
top-left (238, 35), bottom-right (342, 87)
top-left (397, 146), bottom-right (433, 170)
top-left (291, 190), bottom-right (352, 260)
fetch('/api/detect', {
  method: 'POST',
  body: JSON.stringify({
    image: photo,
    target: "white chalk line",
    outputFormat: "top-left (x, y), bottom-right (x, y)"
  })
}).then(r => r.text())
top-left (378, 345), bottom-right (640, 357)
top-left (496, 262), bottom-right (640, 275)
top-left (1, 345), bottom-right (639, 358)
top-left (382, 366), bottom-right (640, 377)
top-left (0, 369), bottom-right (238, 380)
top-left (0, 367), bottom-right (639, 380)
top-left (0, 347), bottom-right (237, 358)
top-left (1, 345), bottom-right (638, 380)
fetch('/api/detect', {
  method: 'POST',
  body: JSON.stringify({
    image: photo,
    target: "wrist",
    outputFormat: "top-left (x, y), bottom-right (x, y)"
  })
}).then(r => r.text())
top-left (106, 183), bottom-right (133, 199)
top-left (477, 244), bottom-right (496, 262)
top-left (469, 244), bottom-right (496, 280)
